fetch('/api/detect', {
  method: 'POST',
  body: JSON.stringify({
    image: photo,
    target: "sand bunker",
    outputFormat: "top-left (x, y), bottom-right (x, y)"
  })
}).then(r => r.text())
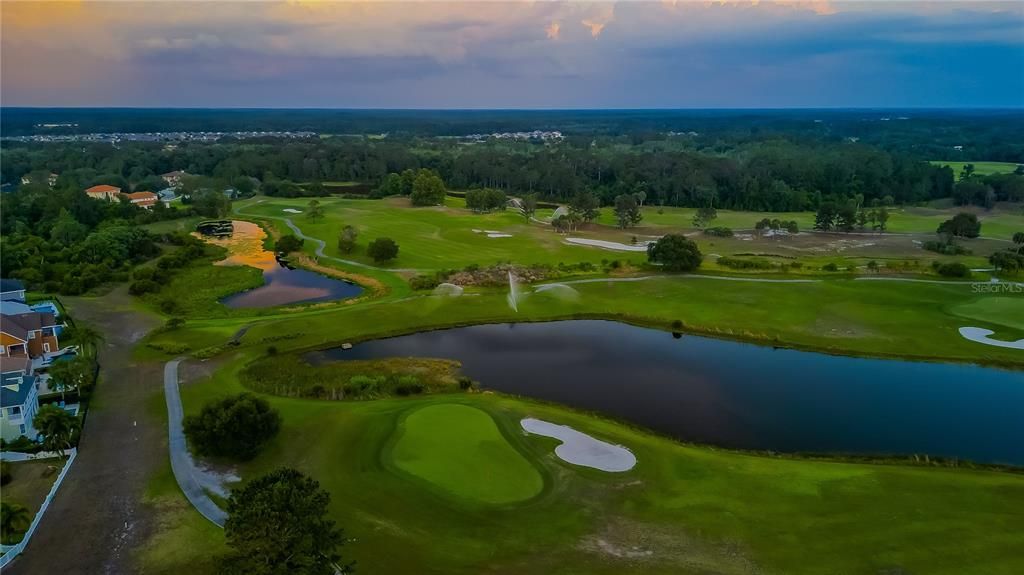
top-left (958, 327), bottom-right (1024, 350)
top-left (471, 229), bottom-right (513, 238)
top-left (521, 418), bottom-right (636, 472)
top-left (564, 238), bottom-right (651, 252)
top-left (283, 208), bottom-right (303, 214)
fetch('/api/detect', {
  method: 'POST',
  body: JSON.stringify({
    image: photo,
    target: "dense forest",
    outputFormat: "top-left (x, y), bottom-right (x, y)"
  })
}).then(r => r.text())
top-left (3, 135), bottom-right (1022, 212)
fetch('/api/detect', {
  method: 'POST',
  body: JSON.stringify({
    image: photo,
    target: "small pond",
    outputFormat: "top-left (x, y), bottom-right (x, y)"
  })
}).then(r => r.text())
top-left (198, 220), bottom-right (362, 308)
top-left (307, 320), bottom-right (1024, 465)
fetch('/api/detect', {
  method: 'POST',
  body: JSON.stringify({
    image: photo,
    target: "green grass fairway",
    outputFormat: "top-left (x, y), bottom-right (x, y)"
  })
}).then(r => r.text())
top-left (387, 403), bottom-right (544, 505)
top-left (930, 161), bottom-right (1022, 176)
top-left (951, 296), bottom-right (1024, 330)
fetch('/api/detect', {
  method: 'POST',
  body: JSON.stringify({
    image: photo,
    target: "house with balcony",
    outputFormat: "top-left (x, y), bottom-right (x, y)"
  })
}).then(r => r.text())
top-left (0, 360), bottom-right (39, 442)
top-left (121, 190), bottom-right (159, 209)
top-left (85, 184), bottom-right (122, 201)
top-left (1, 311), bottom-right (63, 361)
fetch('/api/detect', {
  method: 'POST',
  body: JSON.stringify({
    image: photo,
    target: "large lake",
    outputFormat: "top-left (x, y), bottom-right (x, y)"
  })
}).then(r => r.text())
top-left (307, 320), bottom-right (1024, 465)
top-left (200, 220), bottom-right (363, 308)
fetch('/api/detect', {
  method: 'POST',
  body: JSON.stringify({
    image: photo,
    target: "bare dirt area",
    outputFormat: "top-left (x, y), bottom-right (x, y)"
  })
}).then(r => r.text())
top-left (7, 286), bottom-right (164, 575)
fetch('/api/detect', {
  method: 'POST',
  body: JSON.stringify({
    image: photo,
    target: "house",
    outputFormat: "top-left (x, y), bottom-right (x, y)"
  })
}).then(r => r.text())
top-left (161, 170), bottom-right (187, 187)
top-left (0, 279), bottom-right (26, 302)
top-left (1, 358), bottom-right (39, 442)
top-left (121, 191), bottom-right (159, 209)
top-left (156, 188), bottom-right (177, 204)
top-left (85, 184), bottom-right (122, 201)
top-left (1, 311), bottom-right (63, 359)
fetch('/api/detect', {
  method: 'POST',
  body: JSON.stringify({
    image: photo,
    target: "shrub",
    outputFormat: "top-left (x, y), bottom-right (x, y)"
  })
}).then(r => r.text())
top-left (394, 375), bottom-right (425, 396)
top-left (267, 345), bottom-right (278, 356)
top-left (1, 461), bottom-right (11, 485)
top-left (671, 319), bottom-right (684, 330)
top-left (704, 226), bottom-right (734, 237)
top-left (718, 257), bottom-right (774, 270)
top-left (129, 279), bottom-right (160, 295)
top-left (409, 274), bottom-right (441, 290)
top-left (923, 239), bottom-right (971, 255)
top-left (183, 394), bottom-right (281, 460)
top-left (458, 377), bottom-right (476, 390)
top-left (367, 237), bottom-right (399, 263)
top-left (932, 261), bottom-right (970, 278)
top-left (648, 235), bottom-right (702, 272)
top-left (822, 263), bottom-right (839, 272)
top-left (276, 234), bottom-right (304, 254)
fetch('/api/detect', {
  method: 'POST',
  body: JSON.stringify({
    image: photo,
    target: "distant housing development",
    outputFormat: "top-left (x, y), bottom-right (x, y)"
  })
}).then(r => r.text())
top-left (84, 184), bottom-right (121, 201)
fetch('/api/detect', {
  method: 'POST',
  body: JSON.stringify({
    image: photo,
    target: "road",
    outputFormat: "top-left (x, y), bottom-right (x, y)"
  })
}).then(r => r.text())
top-left (7, 288), bottom-right (163, 575)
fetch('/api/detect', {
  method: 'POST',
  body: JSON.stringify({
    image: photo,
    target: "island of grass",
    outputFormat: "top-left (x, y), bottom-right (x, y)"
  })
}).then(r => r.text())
top-left (386, 403), bottom-right (544, 505)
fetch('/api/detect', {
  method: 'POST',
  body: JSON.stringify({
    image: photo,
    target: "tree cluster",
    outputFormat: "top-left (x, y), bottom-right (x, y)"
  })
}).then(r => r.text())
top-left (183, 393), bottom-right (282, 460)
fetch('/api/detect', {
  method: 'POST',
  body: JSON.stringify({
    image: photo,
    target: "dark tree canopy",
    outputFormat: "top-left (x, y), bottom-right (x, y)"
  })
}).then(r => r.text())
top-left (937, 212), bottom-right (982, 239)
top-left (276, 234), bottom-right (305, 254)
top-left (222, 467), bottom-right (348, 575)
top-left (183, 393), bottom-right (281, 460)
top-left (367, 237), bottom-right (399, 263)
top-left (647, 234), bottom-right (703, 272)
top-left (613, 194), bottom-right (643, 229)
top-left (410, 169), bottom-right (446, 206)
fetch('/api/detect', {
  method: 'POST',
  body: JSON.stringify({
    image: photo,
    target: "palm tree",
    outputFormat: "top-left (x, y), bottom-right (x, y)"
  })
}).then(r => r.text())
top-left (1014, 231), bottom-right (1024, 254)
top-left (32, 405), bottom-right (80, 459)
top-left (1, 502), bottom-right (31, 544)
top-left (65, 324), bottom-right (104, 359)
top-left (46, 358), bottom-right (90, 402)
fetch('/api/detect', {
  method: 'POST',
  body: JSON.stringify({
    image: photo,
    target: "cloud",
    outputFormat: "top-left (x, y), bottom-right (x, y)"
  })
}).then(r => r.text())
top-left (546, 21), bottom-right (561, 40)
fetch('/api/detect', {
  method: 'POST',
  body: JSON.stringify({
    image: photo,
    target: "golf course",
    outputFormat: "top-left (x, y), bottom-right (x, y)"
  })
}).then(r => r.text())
top-left (123, 190), bottom-right (1024, 575)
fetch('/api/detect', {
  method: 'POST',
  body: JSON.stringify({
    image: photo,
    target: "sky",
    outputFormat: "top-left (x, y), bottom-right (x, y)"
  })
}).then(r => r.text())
top-left (2, 1), bottom-right (1022, 109)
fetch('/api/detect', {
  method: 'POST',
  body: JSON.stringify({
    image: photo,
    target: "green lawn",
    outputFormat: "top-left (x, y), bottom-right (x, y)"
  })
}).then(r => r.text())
top-left (169, 359), bottom-right (1024, 575)
top-left (0, 460), bottom-right (60, 543)
top-left (387, 403), bottom-right (545, 505)
top-left (951, 296), bottom-right (1024, 330)
top-left (930, 161), bottom-right (1022, 176)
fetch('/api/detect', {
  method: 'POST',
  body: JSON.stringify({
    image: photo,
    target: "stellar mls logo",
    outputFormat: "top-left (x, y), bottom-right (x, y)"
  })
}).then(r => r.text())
top-left (971, 282), bottom-right (1024, 294)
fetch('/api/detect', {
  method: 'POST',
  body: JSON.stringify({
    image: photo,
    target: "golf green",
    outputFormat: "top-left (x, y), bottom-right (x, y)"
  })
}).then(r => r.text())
top-left (952, 297), bottom-right (1024, 330)
top-left (386, 403), bottom-right (544, 505)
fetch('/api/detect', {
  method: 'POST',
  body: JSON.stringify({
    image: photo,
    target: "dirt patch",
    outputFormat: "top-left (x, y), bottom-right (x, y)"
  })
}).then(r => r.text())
top-left (291, 253), bottom-right (388, 298)
top-left (577, 518), bottom-right (762, 574)
top-left (8, 286), bottom-right (165, 575)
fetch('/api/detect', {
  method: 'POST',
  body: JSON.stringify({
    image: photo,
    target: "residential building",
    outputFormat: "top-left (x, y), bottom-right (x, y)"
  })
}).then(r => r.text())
top-left (156, 188), bottom-right (177, 204)
top-left (0, 279), bottom-right (26, 302)
top-left (161, 170), bottom-right (187, 187)
top-left (121, 191), bottom-right (158, 209)
top-left (20, 172), bottom-right (59, 188)
top-left (0, 359), bottom-right (39, 442)
top-left (1, 311), bottom-right (63, 359)
top-left (85, 184), bottom-right (122, 201)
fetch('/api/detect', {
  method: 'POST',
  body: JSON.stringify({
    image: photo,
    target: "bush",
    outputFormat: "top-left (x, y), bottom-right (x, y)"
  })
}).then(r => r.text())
top-left (822, 263), bottom-right (839, 272)
top-left (129, 279), bottom-right (160, 295)
top-left (409, 274), bottom-right (441, 290)
top-left (276, 234), bottom-right (304, 254)
top-left (183, 394), bottom-right (281, 460)
top-left (458, 377), bottom-right (476, 390)
top-left (1, 461), bottom-right (11, 485)
top-left (704, 226), bottom-right (734, 237)
top-left (923, 239), bottom-right (971, 255)
top-left (932, 261), bottom-right (970, 278)
top-left (367, 237), bottom-right (399, 263)
top-left (718, 257), bottom-right (774, 270)
top-left (647, 235), bottom-right (702, 272)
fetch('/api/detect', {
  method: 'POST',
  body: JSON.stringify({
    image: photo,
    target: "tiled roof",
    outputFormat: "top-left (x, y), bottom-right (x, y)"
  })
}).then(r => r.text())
top-left (85, 184), bottom-right (121, 194)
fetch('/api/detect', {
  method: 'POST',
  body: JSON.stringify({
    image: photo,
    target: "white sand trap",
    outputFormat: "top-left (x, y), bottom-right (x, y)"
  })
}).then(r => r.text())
top-left (487, 233), bottom-right (513, 238)
top-left (283, 208), bottom-right (303, 214)
top-left (564, 238), bottom-right (650, 252)
top-left (521, 418), bottom-right (636, 472)
top-left (959, 327), bottom-right (1024, 350)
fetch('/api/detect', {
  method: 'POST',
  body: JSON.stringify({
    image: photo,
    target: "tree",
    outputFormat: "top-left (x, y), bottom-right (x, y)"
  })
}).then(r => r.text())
top-left (569, 191), bottom-right (600, 225)
top-left (519, 193), bottom-right (538, 222)
top-left (814, 202), bottom-right (838, 231)
top-left (692, 206), bottom-right (717, 228)
top-left (959, 163), bottom-right (975, 181)
top-left (374, 173), bottom-right (403, 197)
top-left (1013, 231), bottom-right (1024, 254)
top-left (191, 189), bottom-right (231, 218)
top-left (32, 405), bottom-right (80, 458)
top-left (221, 468), bottom-right (348, 575)
top-left (647, 234), bottom-right (703, 272)
top-left (367, 237), bottom-right (399, 263)
top-left (50, 209), bottom-right (88, 246)
top-left (937, 212), bottom-right (981, 239)
top-left (836, 202), bottom-right (858, 232)
top-left (613, 194), bottom-right (643, 229)
top-left (866, 260), bottom-right (879, 273)
top-left (1, 502), bottom-right (31, 544)
top-left (989, 250), bottom-right (1024, 274)
top-left (873, 207), bottom-right (890, 231)
top-left (410, 170), bottom-right (446, 206)
top-left (276, 234), bottom-right (304, 254)
top-left (47, 357), bottom-right (93, 402)
top-left (337, 225), bottom-right (358, 253)
top-left (306, 199), bottom-right (324, 221)
top-left (183, 394), bottom-right (281, 460)
top-left (64, 324), bottom-right (104, 359)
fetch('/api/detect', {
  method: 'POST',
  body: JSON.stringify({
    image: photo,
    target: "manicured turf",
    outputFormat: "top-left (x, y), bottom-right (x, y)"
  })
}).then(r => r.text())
top-left (171, 361), bottom-right (1024, 575)
top-left (387, 403), bottom-right (544, 505)
top-left (930, 160), bottom-right (1022, 176)
top-left (951, 296), bottom-right (1024, 330)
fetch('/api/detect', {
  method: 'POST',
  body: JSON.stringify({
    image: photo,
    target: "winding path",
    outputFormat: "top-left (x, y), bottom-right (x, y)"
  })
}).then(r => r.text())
top-left (164, 359), bottom-right (228, 527)
top-left (234, 201), bottom-right (423, 273)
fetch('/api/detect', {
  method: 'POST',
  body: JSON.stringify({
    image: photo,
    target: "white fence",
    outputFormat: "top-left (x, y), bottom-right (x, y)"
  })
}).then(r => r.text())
top-left (0, 448), bottom-right (78, 568)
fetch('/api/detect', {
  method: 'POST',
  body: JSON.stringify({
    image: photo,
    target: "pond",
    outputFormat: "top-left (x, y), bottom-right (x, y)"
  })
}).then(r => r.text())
top-left (198, 221), bottom-right (363, 308)
top-left (307, 320), bottom-right (1024, 465)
